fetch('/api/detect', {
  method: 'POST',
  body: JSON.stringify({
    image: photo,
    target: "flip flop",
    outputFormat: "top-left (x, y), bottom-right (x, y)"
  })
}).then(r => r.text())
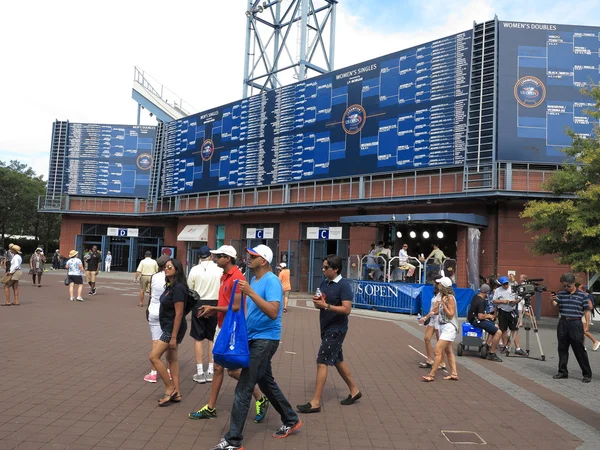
top-left (13, 303), bottom-right (20, 306)
top-left (443, 375), bottom-right (459, 381)
top-left (1, 303), bottom-right (12, 306)
top-left (170, 393), bottom-right (182, 403)
top-left (158, 390), bottom-right (177, 407)
top-left (418, 361), bottom-right (433, 368)
top-left (422, 375), bottom-right (435, 382)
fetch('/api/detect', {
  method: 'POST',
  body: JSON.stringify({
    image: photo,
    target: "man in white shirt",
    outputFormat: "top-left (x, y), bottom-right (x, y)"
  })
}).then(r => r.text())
top-left (493, 276), bottom-right (526, 355)
top-left (134, 251), bottom-right (159, 307)
top-left (398, 243), bottom-right (416, 277)
top-left (188, 245), bottom-right (223, 383)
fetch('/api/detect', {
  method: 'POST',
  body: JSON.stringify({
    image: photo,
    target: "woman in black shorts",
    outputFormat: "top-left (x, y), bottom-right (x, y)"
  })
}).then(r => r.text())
top-left (149, 258), bottom-right (187, 406)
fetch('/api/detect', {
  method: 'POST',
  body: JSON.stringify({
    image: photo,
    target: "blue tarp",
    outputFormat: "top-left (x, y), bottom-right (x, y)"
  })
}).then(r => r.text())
top-left (350, 280), bottom-right (474, 317)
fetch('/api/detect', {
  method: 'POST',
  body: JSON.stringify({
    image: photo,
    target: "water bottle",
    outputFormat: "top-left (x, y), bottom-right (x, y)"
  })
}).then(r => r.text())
top-left (417, 313), bottom-right (423, 325)
top-left (315, 288), bottom-right (322, 299)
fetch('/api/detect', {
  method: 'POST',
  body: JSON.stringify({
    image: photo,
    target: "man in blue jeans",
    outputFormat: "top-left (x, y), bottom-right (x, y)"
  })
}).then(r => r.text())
top-left (467, 284), bottom-right (503, 362)
top-left (212, 244), bottom-right (301, 450)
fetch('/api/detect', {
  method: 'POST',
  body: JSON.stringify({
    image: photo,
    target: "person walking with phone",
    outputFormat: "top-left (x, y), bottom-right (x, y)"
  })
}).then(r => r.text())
top-left (65, 250), bottom-right (85, 302)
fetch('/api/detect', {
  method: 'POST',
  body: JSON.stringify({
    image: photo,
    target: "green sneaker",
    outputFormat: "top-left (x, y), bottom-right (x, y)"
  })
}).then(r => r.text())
top-left (189, 404), bottom-right (217, 420)
top-left (254, 396), bottom-right (270, 423)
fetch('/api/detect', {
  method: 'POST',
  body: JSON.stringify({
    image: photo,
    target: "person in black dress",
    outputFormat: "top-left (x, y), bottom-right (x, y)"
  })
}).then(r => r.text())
top-left (149, 258), bottom-right (187, 406)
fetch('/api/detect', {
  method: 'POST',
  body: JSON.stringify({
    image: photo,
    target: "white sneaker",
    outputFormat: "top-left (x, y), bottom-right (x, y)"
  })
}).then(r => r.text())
top-left (76, 297), bottom-right (85, 302)
top-left (193, 373), bottom-right (207, 384)
top-left (593, 342), bottom-right (600, 351)
top-left (69, 297), bottom-right (75, 302)
top-left (206, 371), bottom-right (214, 382)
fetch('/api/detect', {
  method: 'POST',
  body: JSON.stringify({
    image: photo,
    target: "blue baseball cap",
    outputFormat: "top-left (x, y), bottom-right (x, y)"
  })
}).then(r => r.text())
top-left (498, 276), bottom-right (509, 285)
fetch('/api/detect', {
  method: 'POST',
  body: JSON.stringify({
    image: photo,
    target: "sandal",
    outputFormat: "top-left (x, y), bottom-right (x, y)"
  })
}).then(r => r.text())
top-left (422, 374), bottom-right (435, 382)
top-left (443, 375), bottom-right (459, 381)
top-left (418, 361), bottom-right (433, 369)
top-left (171, 393), bottom-right (182, 403)
top-left (1, 303), bottom-right (13, 306)
top-left (158, 390), bottom-right (177, 407)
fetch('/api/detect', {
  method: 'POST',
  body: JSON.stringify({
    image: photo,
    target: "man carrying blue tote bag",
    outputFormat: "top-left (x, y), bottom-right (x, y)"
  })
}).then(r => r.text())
top-left (212, 245), bottom-right (302, 450)
top-left (213, 279), bottom-right (250, 369)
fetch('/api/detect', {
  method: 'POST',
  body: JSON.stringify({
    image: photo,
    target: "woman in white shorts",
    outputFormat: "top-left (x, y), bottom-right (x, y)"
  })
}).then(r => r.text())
top-left (144, 255), bottom-right (171, 383)
top-left (418, 284), bottom-right (447, 370)
top-left (422, 282), bottom-right (459, 382)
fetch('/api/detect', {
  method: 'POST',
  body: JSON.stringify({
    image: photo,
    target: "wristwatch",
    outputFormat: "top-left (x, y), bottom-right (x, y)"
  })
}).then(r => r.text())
top-left (325, 304), bottom-right (331, 311)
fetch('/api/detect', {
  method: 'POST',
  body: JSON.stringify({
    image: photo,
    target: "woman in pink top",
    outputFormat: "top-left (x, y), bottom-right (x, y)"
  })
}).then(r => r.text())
top-left (278, 263), bottom-right (292, 312)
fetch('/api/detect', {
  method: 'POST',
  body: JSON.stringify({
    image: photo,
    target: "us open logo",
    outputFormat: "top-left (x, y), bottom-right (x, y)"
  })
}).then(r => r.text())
top-left (200, 139), bottom-right (215, 161)
top-left (136, 153), bottom-right (152, 170)
top-left (342, 104), bottom-right (367, 134)
top-left (514, 76), bottom-right (546, 108)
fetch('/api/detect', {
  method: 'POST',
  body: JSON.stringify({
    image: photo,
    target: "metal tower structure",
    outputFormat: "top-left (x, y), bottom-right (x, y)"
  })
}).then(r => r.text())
top-left (243, 0), bottom-right (338, 98)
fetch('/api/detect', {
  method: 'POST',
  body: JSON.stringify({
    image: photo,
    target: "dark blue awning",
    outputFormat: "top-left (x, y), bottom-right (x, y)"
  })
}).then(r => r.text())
top-left (339, 213), bottom-right (488, 228)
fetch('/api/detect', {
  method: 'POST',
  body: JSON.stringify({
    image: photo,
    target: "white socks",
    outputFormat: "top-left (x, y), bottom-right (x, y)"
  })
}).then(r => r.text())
top-left (150, 370), bottom-right (157, 375)
top-left (197, 364), bottom-right (204, 375)
top-left (208, 363), bottom-right (214, 373)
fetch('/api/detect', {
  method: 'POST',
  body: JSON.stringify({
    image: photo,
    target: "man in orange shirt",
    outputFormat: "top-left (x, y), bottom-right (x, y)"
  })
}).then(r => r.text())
top-left (189, 245), bottom-right (267, 422)
top-left (278, 263), bottom-right (292, 313)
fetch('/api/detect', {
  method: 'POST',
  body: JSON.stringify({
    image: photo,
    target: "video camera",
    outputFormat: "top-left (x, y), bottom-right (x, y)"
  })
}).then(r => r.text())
top-left (511, 278), bottom-right (547, 305)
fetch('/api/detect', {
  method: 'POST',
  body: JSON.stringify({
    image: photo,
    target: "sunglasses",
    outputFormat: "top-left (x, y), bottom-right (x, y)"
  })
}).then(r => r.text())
top-left (165, 265), bottom-right (174, 269)
top-left (322, 265), bottom-right (331, 270)
top-left (248, 254), bottom-right (261, 260)
top-left (215, 254), bottom-right (228, 259)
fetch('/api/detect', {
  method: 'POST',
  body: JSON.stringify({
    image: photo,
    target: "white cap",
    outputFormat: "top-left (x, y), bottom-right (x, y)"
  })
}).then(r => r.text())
top-left (246, 244), bottom-right (273, 264)
top-left (435, 276), bottom-right (452, 287)
top-left (279, 262), bottom-right (287, 268)
top-left (210, 245), bottom-right (237, 259)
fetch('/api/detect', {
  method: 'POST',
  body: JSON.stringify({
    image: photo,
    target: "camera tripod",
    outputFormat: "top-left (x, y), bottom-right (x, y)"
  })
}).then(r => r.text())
top-left (503, 300), bottom-right (546, 361)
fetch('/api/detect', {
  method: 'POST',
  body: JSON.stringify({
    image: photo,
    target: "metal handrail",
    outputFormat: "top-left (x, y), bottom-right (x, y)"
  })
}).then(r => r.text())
top-left (387, 256), bottom-right (422, 282)
top-left (133, 67), bottom-right (196, 116)
top-left (422, 257), bottom-right (457, 284)
top-left (359, 254), bottom-right (388, 281)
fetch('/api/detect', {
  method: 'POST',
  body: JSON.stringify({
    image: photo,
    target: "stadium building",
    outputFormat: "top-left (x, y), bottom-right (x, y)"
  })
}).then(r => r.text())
top-left (41, 17), bottom-right (600, 316)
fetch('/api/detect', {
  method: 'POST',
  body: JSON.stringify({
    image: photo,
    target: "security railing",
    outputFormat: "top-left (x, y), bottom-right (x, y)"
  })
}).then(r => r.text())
top-left (422, 257), bottom-right (457, 285)
top-left (387, 256), bottom-right (422, 283)
top-left (38, 163), bottom-right (561, 215)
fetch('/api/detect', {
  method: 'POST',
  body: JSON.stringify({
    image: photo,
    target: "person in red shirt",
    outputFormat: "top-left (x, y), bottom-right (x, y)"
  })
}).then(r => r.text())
top-left (188, 245), bottom-right (267, 421)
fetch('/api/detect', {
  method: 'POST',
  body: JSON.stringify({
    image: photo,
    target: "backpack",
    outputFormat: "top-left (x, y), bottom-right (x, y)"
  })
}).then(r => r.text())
top-left (185, 289), bottom-right (200, 315)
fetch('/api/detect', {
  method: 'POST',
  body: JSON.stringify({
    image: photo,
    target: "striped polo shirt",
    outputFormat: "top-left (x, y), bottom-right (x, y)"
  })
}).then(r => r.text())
top-left (556, 289), bottom-right (590, 318)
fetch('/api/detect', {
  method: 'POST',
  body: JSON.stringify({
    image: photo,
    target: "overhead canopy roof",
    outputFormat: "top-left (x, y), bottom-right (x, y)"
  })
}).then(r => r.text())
top-left (339, 213), bottom-right (488, 228)
top-left (177, 224), bottom-right (209, 242)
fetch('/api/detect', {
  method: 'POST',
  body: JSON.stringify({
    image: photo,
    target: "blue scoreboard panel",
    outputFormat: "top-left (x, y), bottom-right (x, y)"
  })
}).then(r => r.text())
top-left (160, 30), bottom-right (472, 196)
top-left (497, 21), bottom-right (600, 162)
top-left (65, 123), bottom-right (156, 197)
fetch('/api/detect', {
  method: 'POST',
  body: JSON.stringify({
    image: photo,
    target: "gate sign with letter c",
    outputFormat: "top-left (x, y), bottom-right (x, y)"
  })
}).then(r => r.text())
top-left (119, 229), bottom-right (128, 237)
top-left (319, 228), bottom-right (329, 239)
top-left (256, 229), bottom-right (264, 239)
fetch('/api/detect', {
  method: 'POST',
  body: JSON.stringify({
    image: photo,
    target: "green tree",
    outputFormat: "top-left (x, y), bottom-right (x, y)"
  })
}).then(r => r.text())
top-left (0, 160), bottom-right (60, 250)
top-left (521, 85), bottom-right (600, 273)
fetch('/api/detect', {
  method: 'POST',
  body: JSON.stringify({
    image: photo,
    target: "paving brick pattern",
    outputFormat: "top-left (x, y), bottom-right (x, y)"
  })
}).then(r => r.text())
top-left (0, 271), bottom-right (593, 449)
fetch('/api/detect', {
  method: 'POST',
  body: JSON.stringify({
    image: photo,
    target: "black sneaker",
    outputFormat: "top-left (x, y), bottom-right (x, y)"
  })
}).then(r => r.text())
top-left (515, 349), bottom-right (527, 356)
top-left (272, 419), bottom-right (302, 439)
top-left (486, 353), bottom-right (502, 362)
top-left (553, 373), bottom-right (568, 379)
top-left (91, 288), bottom-right (97, 295)
top-left (582, 377), bottom-right (591, 383)
top-left (212, 438), bottom-right (241, 449)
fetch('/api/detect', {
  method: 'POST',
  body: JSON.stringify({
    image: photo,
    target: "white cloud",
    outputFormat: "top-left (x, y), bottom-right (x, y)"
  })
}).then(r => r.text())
top-left (1, 0), bottom-right (600, 179)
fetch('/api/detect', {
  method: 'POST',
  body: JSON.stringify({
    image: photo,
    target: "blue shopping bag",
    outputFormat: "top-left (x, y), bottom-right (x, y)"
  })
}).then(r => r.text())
top-left (212, 280), bottom-right (250, 369)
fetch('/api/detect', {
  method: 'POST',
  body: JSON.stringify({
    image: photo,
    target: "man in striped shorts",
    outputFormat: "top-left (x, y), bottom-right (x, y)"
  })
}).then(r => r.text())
top-left (551, 272), bottom-right (592, 383)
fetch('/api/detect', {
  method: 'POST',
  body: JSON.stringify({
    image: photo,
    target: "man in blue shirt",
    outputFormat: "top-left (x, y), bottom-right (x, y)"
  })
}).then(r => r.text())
top-left (551, 272), bottom-right (592, 382)
top-left (213, 245), bottom-right (301, 450)
top-left (297, 254), bottom-right (361, 414)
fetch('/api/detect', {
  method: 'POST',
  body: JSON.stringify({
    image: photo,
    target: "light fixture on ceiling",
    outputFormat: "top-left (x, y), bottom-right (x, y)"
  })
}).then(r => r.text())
top-left (409, 231), bottom-right (416, 239)
top-left (423, 231), bottom-right (430, 239)
top-left (437, 231), bottom-right (444, 239)
top-left (396, 231), bottom-right (402, 238)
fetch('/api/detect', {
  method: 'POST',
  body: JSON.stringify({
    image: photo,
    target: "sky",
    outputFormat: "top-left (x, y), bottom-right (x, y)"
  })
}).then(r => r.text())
top-left (1, 0), bottom-right (600, 179)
